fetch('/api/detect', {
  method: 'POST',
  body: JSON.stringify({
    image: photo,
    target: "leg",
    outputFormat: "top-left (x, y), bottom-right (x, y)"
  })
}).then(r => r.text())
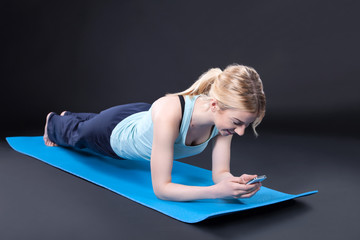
top-left (61, 111), bottom-right (97, 121)
top-left (46, 103), bottom-right (151, 157)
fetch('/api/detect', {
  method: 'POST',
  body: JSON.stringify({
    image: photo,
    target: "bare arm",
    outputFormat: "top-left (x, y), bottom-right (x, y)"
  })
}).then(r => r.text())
top-left (150, 96), bottom-right (261, 201)
top-left (212, 134), bottom-right (234, 184)
top-left (211, 132), bottom-right (262, 198)
top-left (150, 96), bottom-right (216, 201)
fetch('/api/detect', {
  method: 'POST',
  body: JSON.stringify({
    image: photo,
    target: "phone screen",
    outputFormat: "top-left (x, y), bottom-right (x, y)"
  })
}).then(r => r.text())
top-left (246, 175), bottom-right (267, 185)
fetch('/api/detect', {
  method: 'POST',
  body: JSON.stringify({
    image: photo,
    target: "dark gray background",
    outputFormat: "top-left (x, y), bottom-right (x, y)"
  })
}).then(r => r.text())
top-left (1, 0), bottom-right (359, 239)
top-left (2, 0), bottom-right (359, 137)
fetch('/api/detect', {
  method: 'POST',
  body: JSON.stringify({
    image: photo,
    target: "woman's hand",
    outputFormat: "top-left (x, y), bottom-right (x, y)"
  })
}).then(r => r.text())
top-left (213, 174), bottom-right (262, 199)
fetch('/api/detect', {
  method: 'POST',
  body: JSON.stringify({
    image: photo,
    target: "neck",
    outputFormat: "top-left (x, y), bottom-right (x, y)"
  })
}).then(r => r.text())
top-left (190, 97), bottom-right (214, 128)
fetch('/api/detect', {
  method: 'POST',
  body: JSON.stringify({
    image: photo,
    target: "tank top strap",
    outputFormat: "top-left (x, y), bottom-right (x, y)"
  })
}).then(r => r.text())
top-left (178, 95), bottom-right (185, 130)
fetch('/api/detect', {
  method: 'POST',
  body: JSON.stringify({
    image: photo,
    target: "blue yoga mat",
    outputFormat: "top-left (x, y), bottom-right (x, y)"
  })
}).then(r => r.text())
top-left (6, 136), bottom-right (317, 223)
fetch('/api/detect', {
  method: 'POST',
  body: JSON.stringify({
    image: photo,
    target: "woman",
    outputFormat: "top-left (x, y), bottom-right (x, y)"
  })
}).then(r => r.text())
top-left (43, 64), bottom-right (266, 201)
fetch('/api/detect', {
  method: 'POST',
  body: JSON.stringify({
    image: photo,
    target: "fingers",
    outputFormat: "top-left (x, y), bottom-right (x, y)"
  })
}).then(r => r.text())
top-left (230, 175), bottom-right (257, 184)
top-left (225, 175), bottom-right (262, 199)
top-left (239, 174), bottom-right (258, 184)
top-left (232, 183), bottom-right (262, 199)
top-left (230, 176), bottom-right (243, 183)
top-left (239, 185), bottom-right (261, 198)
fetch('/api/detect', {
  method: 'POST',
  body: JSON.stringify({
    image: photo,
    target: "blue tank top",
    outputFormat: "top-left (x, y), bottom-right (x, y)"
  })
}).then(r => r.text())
top-left (110, 95), bottom-right (219, 160)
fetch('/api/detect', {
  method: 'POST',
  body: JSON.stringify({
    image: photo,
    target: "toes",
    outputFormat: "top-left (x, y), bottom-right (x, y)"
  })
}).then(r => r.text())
top-left (44, 139), bottom-right (58, 147)
top-left (44, 137), bottom-right (54, 146)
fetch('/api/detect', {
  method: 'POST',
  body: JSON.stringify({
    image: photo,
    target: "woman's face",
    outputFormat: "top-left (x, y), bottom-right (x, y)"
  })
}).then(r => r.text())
top-left (213, 108), bottom-right (257, 136)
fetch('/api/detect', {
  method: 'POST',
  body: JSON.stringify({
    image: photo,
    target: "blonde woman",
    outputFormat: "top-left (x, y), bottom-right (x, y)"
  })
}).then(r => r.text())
top-left (43, 64), bottom-right (266, 202)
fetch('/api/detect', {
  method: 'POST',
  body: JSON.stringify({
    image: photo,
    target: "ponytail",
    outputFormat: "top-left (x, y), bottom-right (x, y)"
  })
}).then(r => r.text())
top-left (171, 68), bottom-right (222, 96)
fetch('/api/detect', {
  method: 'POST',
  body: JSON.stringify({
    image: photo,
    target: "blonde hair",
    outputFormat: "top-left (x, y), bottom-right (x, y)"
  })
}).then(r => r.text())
top-left (170, 64), bottom-right (266, 136)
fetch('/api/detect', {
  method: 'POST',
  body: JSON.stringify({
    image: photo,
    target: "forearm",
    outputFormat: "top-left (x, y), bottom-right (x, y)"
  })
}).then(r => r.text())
top-left (156, 182), bottom-right (217, 201)
top-left (212, 171), bottom-right (234, 184)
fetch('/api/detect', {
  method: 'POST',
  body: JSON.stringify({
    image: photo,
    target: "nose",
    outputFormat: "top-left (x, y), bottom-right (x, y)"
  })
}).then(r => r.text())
top-left (234, 125), bottom-right (245, 136)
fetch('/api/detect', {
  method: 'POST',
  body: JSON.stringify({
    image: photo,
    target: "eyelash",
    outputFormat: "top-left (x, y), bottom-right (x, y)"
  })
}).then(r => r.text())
top-left (233, 122), bottom-right (243, 126)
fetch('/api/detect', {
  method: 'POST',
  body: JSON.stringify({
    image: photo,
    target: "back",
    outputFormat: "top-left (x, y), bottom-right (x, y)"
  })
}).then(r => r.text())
top-left (110, 95), bottom-right (218, 160)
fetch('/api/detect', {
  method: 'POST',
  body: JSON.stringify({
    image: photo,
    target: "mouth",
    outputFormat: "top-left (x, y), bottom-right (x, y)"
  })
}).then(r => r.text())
top-left (225, 129), bottom-right (233, 135)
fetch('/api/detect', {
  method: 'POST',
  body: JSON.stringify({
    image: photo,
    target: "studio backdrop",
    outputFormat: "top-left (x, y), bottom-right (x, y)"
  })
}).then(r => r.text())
top-left (1, 0), bottom-right (359, 138)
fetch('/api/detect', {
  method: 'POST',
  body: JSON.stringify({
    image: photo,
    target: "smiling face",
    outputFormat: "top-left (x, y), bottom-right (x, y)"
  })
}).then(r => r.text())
top-left (213, 108), bottom-right (258, 136)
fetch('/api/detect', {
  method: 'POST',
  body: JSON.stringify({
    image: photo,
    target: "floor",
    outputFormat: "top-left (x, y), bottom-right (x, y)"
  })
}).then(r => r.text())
top-left (0, 131), bottom-right (359, 240)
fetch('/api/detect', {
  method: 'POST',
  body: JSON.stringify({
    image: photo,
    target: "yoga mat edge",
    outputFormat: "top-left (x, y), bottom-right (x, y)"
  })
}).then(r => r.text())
top-left (5, 136), bottom-right (318, 223)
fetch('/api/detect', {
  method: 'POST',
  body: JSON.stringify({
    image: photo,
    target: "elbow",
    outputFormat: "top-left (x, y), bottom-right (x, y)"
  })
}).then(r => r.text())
top-left (152, 183), bottom-right (170, 201)
top-left (155, 193), bottom-right (168, 201)
top-left (154, 189), bottom-right (167, 200)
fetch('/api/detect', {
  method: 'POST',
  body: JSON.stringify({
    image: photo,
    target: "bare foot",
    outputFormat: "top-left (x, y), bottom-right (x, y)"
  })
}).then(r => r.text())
top-left (43, 112), bottom-right (58, 147)
top-left (60, 111), bottom-right (68, 116)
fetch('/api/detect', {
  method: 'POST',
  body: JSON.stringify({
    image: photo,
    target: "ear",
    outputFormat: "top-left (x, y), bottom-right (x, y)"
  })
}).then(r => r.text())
top-left (210, 99), bottom-right (218, 112)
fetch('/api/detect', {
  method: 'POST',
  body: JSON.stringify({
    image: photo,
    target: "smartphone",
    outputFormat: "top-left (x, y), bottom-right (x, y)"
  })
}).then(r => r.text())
top-left (246, 175), bottom-right (267, 185)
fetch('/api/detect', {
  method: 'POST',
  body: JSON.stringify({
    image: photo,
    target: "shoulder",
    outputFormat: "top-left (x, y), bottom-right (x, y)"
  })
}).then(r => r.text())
top-left (151, 95), bottom-right (182, 123)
